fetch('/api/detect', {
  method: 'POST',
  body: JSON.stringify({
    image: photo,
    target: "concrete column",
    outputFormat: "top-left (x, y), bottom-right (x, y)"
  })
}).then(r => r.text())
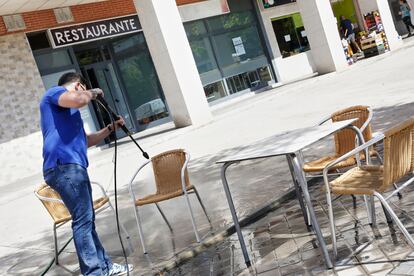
top-left (133, 0), bottom-right (212, 128)
top-left (376, 0), bottom-right (403, 50)
top-left (297, 0), bottom-right (348, 74)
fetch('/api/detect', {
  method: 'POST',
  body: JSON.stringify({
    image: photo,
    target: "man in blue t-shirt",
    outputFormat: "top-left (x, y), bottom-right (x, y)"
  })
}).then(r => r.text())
top-left (40, 72), bottom-right (133, 276)
top-left (340, 15), bottom-right (362, 53)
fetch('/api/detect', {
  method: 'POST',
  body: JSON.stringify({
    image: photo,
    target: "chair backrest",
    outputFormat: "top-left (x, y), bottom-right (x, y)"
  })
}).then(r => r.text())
top-left (151, 149), bottom-right (190, 196)
top-left (412, 125), bottom-right (414, 171)
top-left (35, 183), bottom-right (71, 224)
top-left (381, 118), bottom-right (414, 191)
top-left (331, 105), bottom-right (373, 156)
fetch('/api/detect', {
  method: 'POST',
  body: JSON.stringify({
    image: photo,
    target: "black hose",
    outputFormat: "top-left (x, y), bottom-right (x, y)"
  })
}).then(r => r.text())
top-left (97, 100), bottom-right (130, 276)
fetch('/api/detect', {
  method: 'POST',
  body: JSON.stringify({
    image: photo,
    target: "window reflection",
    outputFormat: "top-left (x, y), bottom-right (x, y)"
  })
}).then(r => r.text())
top-left (185, 9), bottom-right (272, 102)
top-left (272, 13), bottom-right (310, 58)
top-left (111, 34), bottom-right (169, 127)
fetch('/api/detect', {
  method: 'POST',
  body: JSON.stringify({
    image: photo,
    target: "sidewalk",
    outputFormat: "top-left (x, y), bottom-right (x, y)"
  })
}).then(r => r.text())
top-left (1, 39), bottom-right (414, 275)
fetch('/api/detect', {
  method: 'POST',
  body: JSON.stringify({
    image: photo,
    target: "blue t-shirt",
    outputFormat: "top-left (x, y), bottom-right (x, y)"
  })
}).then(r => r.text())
top-left (40, 86), bottom-right (88, 172)
top-left (340, 19), bottom-right (354, 36)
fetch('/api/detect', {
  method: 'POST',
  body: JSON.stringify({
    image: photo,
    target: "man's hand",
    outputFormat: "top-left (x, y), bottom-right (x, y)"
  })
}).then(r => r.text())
top-left (88, 117), bottom-right (126, 147)
top-left (107, 117), bottom-right (125, 132)
top-left (89, 88), bottom-right (104, 100)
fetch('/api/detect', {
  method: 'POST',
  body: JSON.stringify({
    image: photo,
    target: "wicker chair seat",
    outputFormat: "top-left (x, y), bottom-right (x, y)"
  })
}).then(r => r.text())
top-left (136, 185), bottom-right (194, 206)
top-left (303, 155), bottom-right (356, 172)
top-left (304, 149), bottom-right (378, 173)
top-left (53, 196), bottom-right (109, 225)
top-left (329, 165), bottom-right (384, 195)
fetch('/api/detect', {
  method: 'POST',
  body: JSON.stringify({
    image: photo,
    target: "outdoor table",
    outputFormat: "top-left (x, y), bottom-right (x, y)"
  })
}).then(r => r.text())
top-left (216, 119), bottom-right (363, 269)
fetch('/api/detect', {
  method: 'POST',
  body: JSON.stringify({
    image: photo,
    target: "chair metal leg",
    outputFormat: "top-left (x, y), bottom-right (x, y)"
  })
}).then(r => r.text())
top-left (133, 205), bottom-right (148, 254)
top-left (53, 224), bottom-right (59, 265)
top-left (183, 190), bottom-right (201, 242)
top-left (192, 187), bottom-right (211, 223)
top-left (364, 195), bottom-right (373, 225)
top-left (374, 151), bottom-right (383, 165)
top-left (107, 201), bottom-right (134, 253)
top-left (374, 192), bottom-right (414, 248)
top-left (394, 183), bottom-right (403, 199)
top-left (326, 189), bottom-right (337, 259)
top-left (155, 203), bottom-right (173, 232)
top-left (351, 195), bottom-right (357, 208)
top-left (381, 203), bottom-right (393, 224)
top-left (369, 196), bottom-right (376, 226)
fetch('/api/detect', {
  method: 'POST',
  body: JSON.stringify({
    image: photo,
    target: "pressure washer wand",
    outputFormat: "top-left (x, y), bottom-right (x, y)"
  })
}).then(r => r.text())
top-left (96, 95), bottom-right (149, 160)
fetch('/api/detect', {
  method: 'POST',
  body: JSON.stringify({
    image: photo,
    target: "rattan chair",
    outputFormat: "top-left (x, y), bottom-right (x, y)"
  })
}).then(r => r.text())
top-left (323, 117), bottom-right (414, 259)
top-left (35, 182), bottom-right (132, 264)
top-left (304, 105), bottom-right (380, 174)
top-left (128, 149), bottom-right (210, 254)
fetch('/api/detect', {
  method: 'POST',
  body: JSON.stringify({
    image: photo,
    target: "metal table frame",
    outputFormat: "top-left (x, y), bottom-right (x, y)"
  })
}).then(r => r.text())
top-left (217, 120), bottom-right (364, 269)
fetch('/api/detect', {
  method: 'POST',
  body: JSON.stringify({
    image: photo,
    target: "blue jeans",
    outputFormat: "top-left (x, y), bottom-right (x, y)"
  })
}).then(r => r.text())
top-left (44, 164), bottom-right (112, 276)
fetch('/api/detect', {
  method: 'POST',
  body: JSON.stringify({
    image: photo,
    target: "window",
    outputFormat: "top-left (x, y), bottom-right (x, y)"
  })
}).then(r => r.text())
top-left (54, 7), bottom-right (74, 23)
top-left (111, 34), bottom-right (169, 126)
top-left (184, 3), bottom-right (273, 102)
top-left (204, 81), bottom-right (227, 102)
top-left (35, 49), bottom-right (73, 72)
top-left (27, 32), bottom-right (51, 51)
top-left (272, 13), bottom-right (310, 58)
top-left (206, 11), bottom-right (255, 33)
top-left (3, 14), bottom-right (25, 31)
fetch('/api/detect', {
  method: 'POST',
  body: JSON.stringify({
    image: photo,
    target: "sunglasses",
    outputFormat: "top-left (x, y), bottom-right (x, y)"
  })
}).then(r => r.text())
top-left (78, 82), bottom-right (87, 91)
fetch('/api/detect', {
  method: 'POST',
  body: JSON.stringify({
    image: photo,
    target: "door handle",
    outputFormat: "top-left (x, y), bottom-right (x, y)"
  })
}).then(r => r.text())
top-left (115, 99), bottom-right (120, 103)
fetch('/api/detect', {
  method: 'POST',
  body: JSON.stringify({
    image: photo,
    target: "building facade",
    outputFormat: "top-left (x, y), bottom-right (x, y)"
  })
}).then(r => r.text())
top-left (0, 0), bottom-right (402, 180)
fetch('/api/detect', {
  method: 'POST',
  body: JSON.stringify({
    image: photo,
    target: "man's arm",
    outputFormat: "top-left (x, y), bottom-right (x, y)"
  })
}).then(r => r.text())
top-left (87, 118), bottom-right (125, 147)
top-left (58, 88), bottom-right (103, 109)
top-left (58, 89), bottom-right (94, 109)
top-left (87, 125), bottom-right (112, 147)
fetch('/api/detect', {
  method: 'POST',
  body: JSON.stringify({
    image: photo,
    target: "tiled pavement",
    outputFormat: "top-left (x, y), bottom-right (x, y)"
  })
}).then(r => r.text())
top-left (165, 171), bottom-right (414, 275)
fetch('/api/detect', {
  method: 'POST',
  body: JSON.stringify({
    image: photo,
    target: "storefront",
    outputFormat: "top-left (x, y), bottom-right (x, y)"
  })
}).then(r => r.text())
top-left (0, 0), bottom-right (402, 150)
top-left (330, 0), bottom-right (391, 63)
top-left (24, 0), bottom-right (275, 136)
top-left (184, 0), bottom-right (275, 103)
top-left (257, 0), bottom-right (401, 82)
top-left (28, 15), bottom-right (169, 136)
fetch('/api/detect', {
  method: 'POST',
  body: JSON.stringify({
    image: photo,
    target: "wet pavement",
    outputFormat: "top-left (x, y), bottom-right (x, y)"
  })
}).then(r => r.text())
top-left (166, 169), bottom-right (414, 276)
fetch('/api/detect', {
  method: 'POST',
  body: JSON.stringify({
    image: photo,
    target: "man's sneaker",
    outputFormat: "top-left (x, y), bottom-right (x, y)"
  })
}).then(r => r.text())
top-left (107, 263), bottom-right (134, 276)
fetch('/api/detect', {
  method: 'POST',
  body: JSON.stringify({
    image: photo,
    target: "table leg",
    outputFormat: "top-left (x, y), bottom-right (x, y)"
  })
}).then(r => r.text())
top-left (221, 162), bottom-right (251, 267)
top-left (286, 155), bottom-right (310, 226)
top-left (290, 153), bottom-right (333, 269)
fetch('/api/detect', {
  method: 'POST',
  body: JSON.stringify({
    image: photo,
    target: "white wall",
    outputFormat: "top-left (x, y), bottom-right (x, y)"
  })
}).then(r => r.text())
top-left (178, 0), bottom-right (230, 22)
top-left (358, 0), bottom-right (379, 14)
top-left (256, 1), bottom-right (316, 83)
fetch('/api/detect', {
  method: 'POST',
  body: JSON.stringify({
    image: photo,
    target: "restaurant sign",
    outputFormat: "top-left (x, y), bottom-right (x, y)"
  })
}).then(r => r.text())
top-left (48, 15), bottom-right (142, 48)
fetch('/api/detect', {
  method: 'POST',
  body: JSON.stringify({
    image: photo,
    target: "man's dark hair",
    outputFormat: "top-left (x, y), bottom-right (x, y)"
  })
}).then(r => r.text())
top-left (58, 72), bottom-right (83, 86)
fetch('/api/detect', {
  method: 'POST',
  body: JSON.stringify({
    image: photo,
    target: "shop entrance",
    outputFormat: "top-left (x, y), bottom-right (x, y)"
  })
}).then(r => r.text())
top-left (73, 32), bottom-right (170, 136)
top-left (330, 0), bottom-right (390, 62)
top-left (82, 61), bottom-right (133, 139)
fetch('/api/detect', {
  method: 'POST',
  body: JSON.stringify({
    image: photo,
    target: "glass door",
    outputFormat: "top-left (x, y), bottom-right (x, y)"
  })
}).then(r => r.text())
top-left (110, 34), bottom-right (169, 131)
top-left (82, 61), bottom-right (133, 139)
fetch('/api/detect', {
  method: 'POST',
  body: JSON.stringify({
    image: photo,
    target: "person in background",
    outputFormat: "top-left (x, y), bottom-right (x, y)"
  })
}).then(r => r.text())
top-left (399, 0), bottom-right (414, 37)
top-left (340, 15), bottom-right (362, 54)
top-left (40, 72), bottom-right (133, 276)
